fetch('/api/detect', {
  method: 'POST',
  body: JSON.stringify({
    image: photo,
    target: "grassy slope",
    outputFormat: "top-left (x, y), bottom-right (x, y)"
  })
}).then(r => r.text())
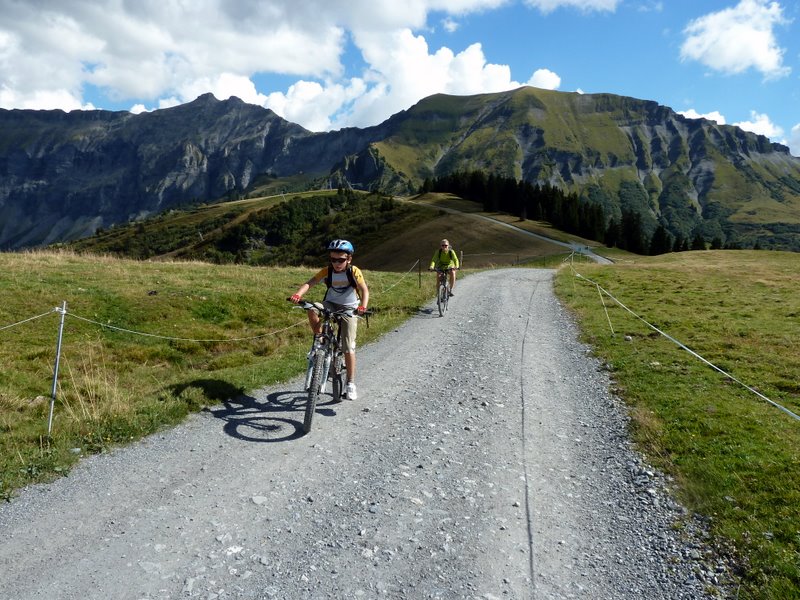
top-left (67, 192), bottom-right (317, 258)
top-left (360, 194), bottom-right (570, 271)
top-left (1, 199), bottom-right (569, 498)
top-left (68, 190), bottom-right (573, 271)
top-left (0, 251), bottom-right (432, 499)
top-left (6, 184), bottom-right (800, 596)
top-left (555, 250), bottom-right (800, 599)
top-left (376, 88), bottom-right (800, 237)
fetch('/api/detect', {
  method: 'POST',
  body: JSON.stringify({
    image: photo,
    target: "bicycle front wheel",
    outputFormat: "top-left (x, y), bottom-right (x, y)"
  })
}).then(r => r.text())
top-left (331, 351), bottom-right (345, 402)
top-left (305, 351), bottom-right (325, 433)
top-left (438, 284), bottom-right (448, 317)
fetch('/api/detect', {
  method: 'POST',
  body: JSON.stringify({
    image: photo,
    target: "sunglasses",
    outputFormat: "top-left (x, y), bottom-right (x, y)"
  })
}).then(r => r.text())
top-left (441, 244), bottom-right (449, 248)
top-left (330, 257), bottom-right (348, 264)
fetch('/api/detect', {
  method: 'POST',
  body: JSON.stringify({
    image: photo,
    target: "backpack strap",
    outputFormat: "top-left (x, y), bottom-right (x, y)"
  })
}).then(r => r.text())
top-left (325, 265), bottom-right (357, 289)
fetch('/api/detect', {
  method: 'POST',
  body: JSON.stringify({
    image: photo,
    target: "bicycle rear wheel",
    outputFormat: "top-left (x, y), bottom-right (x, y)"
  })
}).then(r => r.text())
top-left (305, 351), bottom-right (325, 433)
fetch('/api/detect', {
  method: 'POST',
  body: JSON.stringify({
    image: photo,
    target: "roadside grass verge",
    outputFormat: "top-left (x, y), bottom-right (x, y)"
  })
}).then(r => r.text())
top-left (554, 250), bottom-right (800, 599)
top-left (0, 250), bottom-right (432, 499)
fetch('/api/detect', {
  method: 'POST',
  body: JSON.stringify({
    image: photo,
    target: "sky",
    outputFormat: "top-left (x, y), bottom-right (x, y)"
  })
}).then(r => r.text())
top-left (1, 0), bottom-right (798, 156)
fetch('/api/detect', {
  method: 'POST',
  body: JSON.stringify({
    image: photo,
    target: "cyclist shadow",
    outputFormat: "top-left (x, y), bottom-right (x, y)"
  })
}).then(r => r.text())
top-left (202, 382), bottom-right (341, 443)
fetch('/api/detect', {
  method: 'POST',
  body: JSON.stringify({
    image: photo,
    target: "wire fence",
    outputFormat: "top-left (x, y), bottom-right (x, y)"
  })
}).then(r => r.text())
top-left (379, 259), bottom-right (420, 294)
top-left (66, 311), bottom-right (307, 343)
top-left (5, 255), bottom-right (797, 432)
top-left (566, 253), bottom-right (800, 422)
top-left (1, 258), bottom-right (425, 435)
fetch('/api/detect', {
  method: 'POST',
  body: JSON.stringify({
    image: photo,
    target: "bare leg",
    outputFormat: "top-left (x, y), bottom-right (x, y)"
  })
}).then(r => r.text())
top-left (307, 311), bottom-right (321, 335)
top-left (345, 351), bottom-right (356, 382)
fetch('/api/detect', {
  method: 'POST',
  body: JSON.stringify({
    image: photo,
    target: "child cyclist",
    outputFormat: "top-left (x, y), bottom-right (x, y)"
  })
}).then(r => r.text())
top-left (290, 239), bottom-right (369, 400)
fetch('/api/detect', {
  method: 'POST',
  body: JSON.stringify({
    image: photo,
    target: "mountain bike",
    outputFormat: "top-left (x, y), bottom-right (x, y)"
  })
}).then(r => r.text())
top-left (433, 267), bottom-right (456, 317)
top-left (290, 300), bottom-right (368, 433)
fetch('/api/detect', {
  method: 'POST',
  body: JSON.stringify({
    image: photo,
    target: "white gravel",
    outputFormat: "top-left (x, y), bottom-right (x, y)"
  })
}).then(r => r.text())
top-left (0, 268), bottom-right (731, 599)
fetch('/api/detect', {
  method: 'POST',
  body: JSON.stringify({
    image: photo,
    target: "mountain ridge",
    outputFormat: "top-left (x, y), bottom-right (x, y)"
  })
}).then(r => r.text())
top-left (1, 86), bottom-right (799, 250)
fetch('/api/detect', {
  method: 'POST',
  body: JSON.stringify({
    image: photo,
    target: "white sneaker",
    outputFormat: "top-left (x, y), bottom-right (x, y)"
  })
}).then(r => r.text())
top-left (345, 382), bottom-right (358, 400)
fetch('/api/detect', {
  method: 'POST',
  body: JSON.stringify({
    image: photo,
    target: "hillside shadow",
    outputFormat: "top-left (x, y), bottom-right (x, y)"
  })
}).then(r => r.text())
top-left (192, 380), bottom-right (340, 443)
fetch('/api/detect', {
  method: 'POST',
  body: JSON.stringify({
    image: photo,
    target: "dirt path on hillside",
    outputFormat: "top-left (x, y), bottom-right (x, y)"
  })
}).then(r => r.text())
top-left (0, 269), bottom-right (723, 599)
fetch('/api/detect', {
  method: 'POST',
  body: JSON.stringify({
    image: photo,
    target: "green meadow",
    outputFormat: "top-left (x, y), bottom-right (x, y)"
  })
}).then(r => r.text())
top-left (0, 250), bottom-right (432, 499)
top-left (3, 243), bottom-right (800, 598)
top-left (555, 250), bottom-right (800, 599)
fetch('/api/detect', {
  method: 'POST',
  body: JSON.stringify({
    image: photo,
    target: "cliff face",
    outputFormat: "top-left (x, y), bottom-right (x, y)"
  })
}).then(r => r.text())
top-left (2, 87), bottom-right (800, 249)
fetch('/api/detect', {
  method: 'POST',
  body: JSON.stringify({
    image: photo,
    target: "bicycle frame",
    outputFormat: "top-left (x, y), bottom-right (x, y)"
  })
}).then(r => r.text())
top-left (292, 300), bottom-right (353, 433)
top-left (434, 268), bottom-right (454, 317)
top-left (308, 306), bottom-right (345, 385)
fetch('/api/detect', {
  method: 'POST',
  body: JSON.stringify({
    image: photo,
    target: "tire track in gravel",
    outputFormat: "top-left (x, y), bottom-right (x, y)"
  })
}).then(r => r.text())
top-left (0, 269), bottom-right (725, 599)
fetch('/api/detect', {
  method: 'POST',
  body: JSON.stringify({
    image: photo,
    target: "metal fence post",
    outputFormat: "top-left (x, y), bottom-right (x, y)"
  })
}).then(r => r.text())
top-left (47, 301), bottom-right (67, 438)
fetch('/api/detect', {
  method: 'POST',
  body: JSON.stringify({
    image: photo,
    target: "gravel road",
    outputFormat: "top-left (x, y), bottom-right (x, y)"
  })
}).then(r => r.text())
top-left (0, 269), bottom-right (730, 599)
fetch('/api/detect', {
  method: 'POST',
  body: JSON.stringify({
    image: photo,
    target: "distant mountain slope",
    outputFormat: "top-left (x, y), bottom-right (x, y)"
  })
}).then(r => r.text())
top-left (2, 87), bottom-right (799, 250)
top-left (361, 88), bottom-right (800, 247)
top-left (0, 94), bottom-right (388, 248)
top-left (66, 190), bottom-right (570, 271)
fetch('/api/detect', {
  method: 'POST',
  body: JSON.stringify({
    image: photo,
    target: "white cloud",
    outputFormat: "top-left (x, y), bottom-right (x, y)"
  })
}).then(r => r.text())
top-left (324, 29), bottom-right (526, 129)
top-left (0, 0), bottom-right (521, 128)
top-left (790, 124), bottom-right (800, 157)
top-left (680, 0), bottom-right (790, 80)
top-left (442, 17), bottom-right (460, 32)
top-left (678, 109), bottom-right (727, 124)
top-left (523, 0), bottom-right (620, 14)
top-left (266, 79), bottom-right (368, 131)
top-left (637, 1), bottom-right (663, 12)
top-left (528, 68), bottom-right (561, 90)
top-left (733, 110), bottom-right (784, 139)
top-left (0, 87), bottom-right (92, 111)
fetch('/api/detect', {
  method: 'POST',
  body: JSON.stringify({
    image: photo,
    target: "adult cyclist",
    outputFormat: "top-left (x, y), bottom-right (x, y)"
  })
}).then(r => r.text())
top-left (290, 240), bottom-right (369, 400)
top-left (428, 238), bottom-right (459, 296)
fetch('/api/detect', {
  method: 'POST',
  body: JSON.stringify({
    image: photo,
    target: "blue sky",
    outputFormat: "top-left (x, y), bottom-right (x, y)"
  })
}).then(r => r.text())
top-left (1, 0), bottom-right (798, 155)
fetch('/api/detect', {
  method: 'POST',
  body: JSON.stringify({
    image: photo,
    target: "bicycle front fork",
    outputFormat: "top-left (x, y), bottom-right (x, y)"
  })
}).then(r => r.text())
top-left (305, 340), bottom-right (332, 392)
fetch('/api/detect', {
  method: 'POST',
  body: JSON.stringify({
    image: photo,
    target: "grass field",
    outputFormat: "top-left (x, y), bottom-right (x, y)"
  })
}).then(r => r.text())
top-left (1, 196), bottom-right (575, 503)
top-left (555, 250), bottom-right (800, 599)
top-left (0, 250), bottom-right (433, 499)
top-left (4, 239), bottom-right (800, 598)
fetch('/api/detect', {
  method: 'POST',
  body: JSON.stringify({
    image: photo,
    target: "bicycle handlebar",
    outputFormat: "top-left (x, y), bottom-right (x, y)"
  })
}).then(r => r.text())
top-left (286, 298), bottom-right (372, 318)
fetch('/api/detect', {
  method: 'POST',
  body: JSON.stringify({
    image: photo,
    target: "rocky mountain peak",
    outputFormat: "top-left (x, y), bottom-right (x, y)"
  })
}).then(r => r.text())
top-left (1, 87), bottom-right (799, 250)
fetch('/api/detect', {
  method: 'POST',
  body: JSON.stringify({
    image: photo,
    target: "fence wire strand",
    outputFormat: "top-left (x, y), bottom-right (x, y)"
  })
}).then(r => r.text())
top-left (570, 264), bottom-right (800, 422)
top-left (379, 259), bottom-right (420, 294)
top-left (0, 307), bottom-right (59, 332)
top-left (66, 311), bottom-right (307, 343)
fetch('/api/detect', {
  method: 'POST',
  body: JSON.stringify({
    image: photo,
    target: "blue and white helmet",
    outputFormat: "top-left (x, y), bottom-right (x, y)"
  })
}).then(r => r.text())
top-left (327, 239), bottom-right (354, 254)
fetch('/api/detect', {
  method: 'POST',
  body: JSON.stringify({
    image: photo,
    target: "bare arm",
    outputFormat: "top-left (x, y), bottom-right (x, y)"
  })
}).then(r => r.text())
top-left (357, 280), bottom-right (369, 310)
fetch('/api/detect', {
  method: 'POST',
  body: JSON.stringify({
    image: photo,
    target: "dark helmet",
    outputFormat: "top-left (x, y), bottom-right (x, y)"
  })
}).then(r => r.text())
top-left (327, 239), bottom-right (354, 254)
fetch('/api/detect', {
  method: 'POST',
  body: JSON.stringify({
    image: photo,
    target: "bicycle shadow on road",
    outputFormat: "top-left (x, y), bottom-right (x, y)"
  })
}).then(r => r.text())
top-left (192, 380), bottom-right (340, 443)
